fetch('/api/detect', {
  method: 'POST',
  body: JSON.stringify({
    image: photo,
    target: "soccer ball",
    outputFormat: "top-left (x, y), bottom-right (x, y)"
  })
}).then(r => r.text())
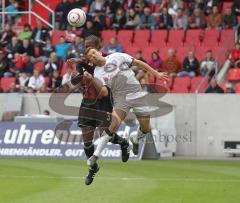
top-left (67, 8), bottom-right (86, 27)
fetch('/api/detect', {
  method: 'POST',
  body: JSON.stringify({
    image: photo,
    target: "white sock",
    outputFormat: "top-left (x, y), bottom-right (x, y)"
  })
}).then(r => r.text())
top-left (93, 131), bottom-right (111, 157)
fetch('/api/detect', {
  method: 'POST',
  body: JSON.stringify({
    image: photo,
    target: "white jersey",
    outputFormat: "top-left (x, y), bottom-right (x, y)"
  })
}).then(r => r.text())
top-left (94, 53), bottom-right (139, 94)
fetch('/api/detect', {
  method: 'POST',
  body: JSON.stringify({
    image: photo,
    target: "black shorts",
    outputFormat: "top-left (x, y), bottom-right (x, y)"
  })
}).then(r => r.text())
top-left (78, 93), bottom-right (113, 128)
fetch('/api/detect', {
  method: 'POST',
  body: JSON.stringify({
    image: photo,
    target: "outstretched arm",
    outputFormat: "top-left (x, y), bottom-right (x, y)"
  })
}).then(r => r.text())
top-left (132, 59), bottom-right (169, 81)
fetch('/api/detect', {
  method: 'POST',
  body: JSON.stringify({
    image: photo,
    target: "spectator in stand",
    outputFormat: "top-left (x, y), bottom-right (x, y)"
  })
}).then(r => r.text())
top-left (55, 36), bottom-right (70, 60)
top-left (18, 72), bottom-right (29, 92)
top-left (6, 36), bottom-right (20, 59)
top-left (89, 0), bottom-right (105, 15)
top-left (189, 8), bottom-right (207, 29)
top-left (229, 43), bottom-right (240, 67)
top-left (44, 52), bottom-right (59, 77)
top-left (67, 35), bottom-right (84, 58)
top-left (5, 0), bottom-right (19, 25)
top-left (200, 50), bottom-right (217, 77)
top-left (131, 50), bottom-right (146, 82)
top-left (205, 77), bottom-right (224, 93)
top-left (111, 7), bottom-right (127, 30)
top-left (0, 49), bottom-right (9, 77)
top-left (232, 0), bottom-right (240, 16)
top-left (205, 0), bottom-right (221, 16)
top-left (103, 37), bottom-right (123, 55)
top-left (93, 10), bottom-right (106, 31)
top-left (42, 37), bottom-right (54, 57)
top-left (222, 7), bottom-right (238, 29)
top-left (31, 20), bottom-right (49, 53)
top-left (149, 51), bottom-right (163, 72)
top-left (72, 0), bottom-right (87, 8)
top-left (48, 70), bottom-right (62, 92)
top-left (157, 0), bottom-right (169, 13)
top-left (18, 39), bottom-right (34, 57)
top-left (207, 6), bottom-right (222, 29)
top-left (7, 81), bottom-right (20, 93)
top-left (139, 7), bottom-right (155, 30)
top-left (27, 68), bottom-right (45, 93)
top-left (0, 23), bottom-right (15, 47)
top-left (173, 8), bottom-right (188, 30)
top-left (163, 48), bottom-right (181, 77)
top-left (55, 0), bottom-right (72, 30)
top-left (82, 20), bottom-right (100, 38)
top-left (62, 66), bottom-right (75, 92)
top-left (177, 51), bottom-right (199, 78)
top-left (125, 8), bottom-right (141, 30)
top-left (168, 0), bottom-right (184, 16)
top-left (158, 6), bottom-right (173, 30)
top-left (104, 0), bottom-right (121, 19)
top-left (18, 24), bottom-right (32, 41)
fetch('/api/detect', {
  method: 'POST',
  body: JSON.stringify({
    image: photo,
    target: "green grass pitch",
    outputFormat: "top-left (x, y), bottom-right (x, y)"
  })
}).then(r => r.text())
top-left (0, 159), bottom-right (240, 203)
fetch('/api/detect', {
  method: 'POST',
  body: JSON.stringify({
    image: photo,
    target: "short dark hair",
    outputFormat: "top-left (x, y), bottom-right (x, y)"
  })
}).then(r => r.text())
top-left (84, 46), bottom-right (97, 55)
top-left (84, 35), bottom-right (101, 50)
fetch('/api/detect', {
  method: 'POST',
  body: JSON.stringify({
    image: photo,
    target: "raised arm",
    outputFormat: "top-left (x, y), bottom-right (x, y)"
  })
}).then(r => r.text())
top-left (132, 59), bottom-right (169, 81)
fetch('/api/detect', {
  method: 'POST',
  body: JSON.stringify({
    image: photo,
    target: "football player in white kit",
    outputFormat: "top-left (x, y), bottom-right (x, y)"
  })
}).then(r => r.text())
top-left (84, 47), bottom-right (168, 167)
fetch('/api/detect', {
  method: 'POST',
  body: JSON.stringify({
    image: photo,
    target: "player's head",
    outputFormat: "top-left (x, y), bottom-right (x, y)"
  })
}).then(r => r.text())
top-left (85, 47), bottom-right (105, 66)
top-left (84, 35), bottom-right (101, 50)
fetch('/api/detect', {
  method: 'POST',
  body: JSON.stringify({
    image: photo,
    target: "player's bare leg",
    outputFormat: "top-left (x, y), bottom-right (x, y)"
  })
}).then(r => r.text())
top-left (87, 109), bottom-right (127, 167)
top-left (130, 115), bottom-right (151, 155)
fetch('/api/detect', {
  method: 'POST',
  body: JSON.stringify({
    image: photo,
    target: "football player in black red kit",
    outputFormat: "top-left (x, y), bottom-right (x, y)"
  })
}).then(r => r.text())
top-left (67, 35), bottom-right (129, 186)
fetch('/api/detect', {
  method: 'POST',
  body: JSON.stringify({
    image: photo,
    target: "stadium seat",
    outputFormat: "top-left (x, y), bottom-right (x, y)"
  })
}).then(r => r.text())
top-left (171, 77), bottom-right (191, 93)
top-left (45, 77), bottom-right (50, 87)
top-left (34, 61), bottom-right (45, 73)
top-left (227, 68), bottom-right (240, 81)
top-left (155, 77), bottom-right (173, 93)
top-left (235, 83), bottom-right (240, 93)
top-left (219, 30), bottom-right (234, 47)
top-left (150, 30), bottom-right (168, 47)
top-left (101, 30), bottom-right (117, 44)
top-left (168, 30), bottom-right (185, 48)
top-left (117, 30), bottom-right (134, 49)
top-left (219, 82), bottom-right (232, 93)
top-left (51, 30), bottom-right (66, 46)
top-left (0, 77), bottom-right (16, 92)
top-left (124, 47), bottom-right (140, 58)
top-left (133, 30), bottom-right (151, 48)
top-left (190, 76), bottom-right (209, 93)
top-left (202, 29), bottom-right (220, 46)
top-left (184, 30), bottom-right (204, 47)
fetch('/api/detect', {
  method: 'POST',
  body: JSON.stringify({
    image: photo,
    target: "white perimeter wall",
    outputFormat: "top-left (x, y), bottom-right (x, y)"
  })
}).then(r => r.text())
top-left (0, 93), bottom-right (240, 157)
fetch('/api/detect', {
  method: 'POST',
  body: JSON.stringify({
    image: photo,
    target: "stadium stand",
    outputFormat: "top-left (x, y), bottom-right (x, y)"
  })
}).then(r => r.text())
top-left (0, 0), bottom-right (238, 94)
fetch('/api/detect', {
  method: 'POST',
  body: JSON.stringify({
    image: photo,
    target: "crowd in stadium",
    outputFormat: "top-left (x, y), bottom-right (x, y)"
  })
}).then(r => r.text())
top-left (0, 0), bottom-right (239, 93)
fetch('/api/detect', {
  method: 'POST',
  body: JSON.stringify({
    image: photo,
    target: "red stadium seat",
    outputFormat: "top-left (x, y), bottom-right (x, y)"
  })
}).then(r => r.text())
top-left (124, 47), bottom-right (140, 58)
top-left (235, 83), bottom-right (240, 93)
top-left (202, 29), bottom-right (220, 46)
top-left (0, 77), bottom-right (16, 92)
top-left (101, 30), bottom-right (117, 44)
top-left (184, 30), bottom-right (204, 47)
top-left (51, 30), bottom-right (66, 46)
top-left (190, 76), bottom-right (208, 93)
top-left (219, 30), bottom-right (234, 47)
top-left (171, 77), bottom-right (191, 93)
top-left (168, 30), bottom-right (185, 48)
top-left (45, 77), bottom-right (50, 87)
top-left (219, 82), bottom-right (233, 93)
top-left (150, 30), bottom-right (168, 47)
top-left (133, 30), bottom-right (151, 48)
top-left (155, 77), bottom-right (173, 93)
top-left (227, 68), bottom-right (240, 81)
top-left (34, 61), bottom-right (45, 73)
top-left (117, 30), bottom-right (134, 49)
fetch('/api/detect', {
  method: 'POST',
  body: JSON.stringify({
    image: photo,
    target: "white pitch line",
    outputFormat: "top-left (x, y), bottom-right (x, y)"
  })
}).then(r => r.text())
top-left (0, 175), bottom-right (240, 183)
